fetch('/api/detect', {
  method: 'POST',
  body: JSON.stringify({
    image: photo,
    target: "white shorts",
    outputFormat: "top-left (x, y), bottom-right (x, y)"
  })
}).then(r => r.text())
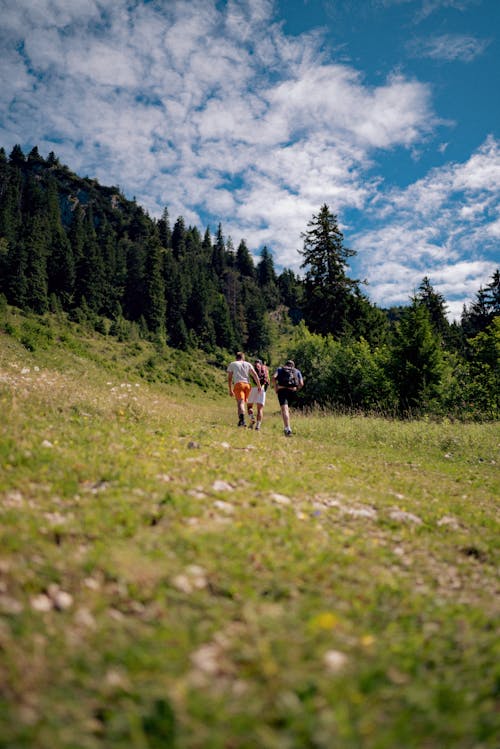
top-left (249, 387), bottom-right (266, 405)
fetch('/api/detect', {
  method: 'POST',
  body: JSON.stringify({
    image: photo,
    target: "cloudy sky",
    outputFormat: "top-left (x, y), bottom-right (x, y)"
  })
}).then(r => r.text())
top-left (1, 0), bottom-right (499, 319)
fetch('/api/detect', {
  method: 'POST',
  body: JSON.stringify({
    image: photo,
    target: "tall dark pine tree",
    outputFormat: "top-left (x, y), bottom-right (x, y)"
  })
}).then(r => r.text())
top-left (143, 232), bottom-right (166, 336)
top-left (171, 216), bottom-right (186, 260)
top-left (236, 239), bottom-right (255, 278)
top-left (74, 207), bottom-right (105, 312)
top-left (484, 269), bottom-right (500, 317)
top-left (46, 177), bottom-right (75, 307)
top-left (415, 277), bottom-right (449, 339)
top-left (24, 214), bottom-right (49, 313)
top-left (157, 206), bottom-right (172, 249)
top-left (257, 246), bottom-right (279, 309)
top-left (300, 204), bottom-right (358, 337)
top-left (211, 223), bottom-right (226, 277)
top-left (391, 302), bottom-right (444, 413)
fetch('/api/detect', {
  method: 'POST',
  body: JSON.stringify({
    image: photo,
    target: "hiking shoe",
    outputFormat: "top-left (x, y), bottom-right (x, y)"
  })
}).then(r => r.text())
top-left (255, 424), bottom-right (261, 431)
top-left (238, 420), bottom-right (247, 428)
top-left (284, 428), bottom-right (292, 436)
top-left (249, 418), bottom-right (256, 429)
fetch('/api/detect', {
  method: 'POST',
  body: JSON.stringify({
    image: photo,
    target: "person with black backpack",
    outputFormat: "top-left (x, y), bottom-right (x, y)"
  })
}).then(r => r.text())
top-left (248, 359), bottom-right (270, 431)
top-left (272, 359), bottom-right (304, 436)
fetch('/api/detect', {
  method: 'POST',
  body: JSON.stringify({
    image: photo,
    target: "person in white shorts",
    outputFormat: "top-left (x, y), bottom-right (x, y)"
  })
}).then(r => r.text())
top-left (248, 359), bottom-right (270, 431)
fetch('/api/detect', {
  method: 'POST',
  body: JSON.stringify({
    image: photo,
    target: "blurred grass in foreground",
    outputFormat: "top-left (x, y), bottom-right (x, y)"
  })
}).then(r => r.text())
top-left (0, 321), bottom-right (498, 749)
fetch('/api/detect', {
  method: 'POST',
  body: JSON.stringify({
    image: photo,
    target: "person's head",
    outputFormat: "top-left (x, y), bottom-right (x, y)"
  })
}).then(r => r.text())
top-left (255, 359), bottom-right (262, 366)
top-left (236, 352), bottom-right (245, 361)
top-left (285, 359), bottom-right (295, 368)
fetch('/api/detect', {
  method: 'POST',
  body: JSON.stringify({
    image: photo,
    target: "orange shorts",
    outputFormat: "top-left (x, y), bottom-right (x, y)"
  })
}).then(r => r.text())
top-left (233, 382), bottom-right (251, 401)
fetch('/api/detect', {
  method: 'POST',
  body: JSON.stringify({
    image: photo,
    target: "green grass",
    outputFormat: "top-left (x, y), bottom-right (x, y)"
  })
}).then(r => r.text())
top-left (0, 318), bottom-right (499, 749)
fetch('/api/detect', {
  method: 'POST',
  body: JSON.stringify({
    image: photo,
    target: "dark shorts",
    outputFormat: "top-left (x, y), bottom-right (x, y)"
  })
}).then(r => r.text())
top-left (277, 388), bottom-right (297, 406)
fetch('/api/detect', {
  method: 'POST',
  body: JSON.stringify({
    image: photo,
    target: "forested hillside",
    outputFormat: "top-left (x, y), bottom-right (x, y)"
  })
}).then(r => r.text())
top-left (0, 145), bottom-right (498, 417)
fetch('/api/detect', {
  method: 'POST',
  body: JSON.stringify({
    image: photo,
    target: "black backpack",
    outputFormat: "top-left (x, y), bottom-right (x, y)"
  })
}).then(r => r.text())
top-left (277, 366), bottom-right (297, 388)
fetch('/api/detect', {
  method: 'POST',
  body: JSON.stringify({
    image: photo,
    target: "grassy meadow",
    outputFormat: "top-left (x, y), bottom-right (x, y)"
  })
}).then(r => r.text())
top-left (0, 312), bottom-right (499, 748)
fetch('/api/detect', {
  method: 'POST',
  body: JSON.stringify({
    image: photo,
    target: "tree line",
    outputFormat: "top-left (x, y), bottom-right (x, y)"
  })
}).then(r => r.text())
top-left (0, 145), bottom-right (498, 417)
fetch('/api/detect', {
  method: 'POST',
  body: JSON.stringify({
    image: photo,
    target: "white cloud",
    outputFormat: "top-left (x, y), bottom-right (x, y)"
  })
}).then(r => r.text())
top-left (352, 137), bottom-right (500, 317)
top-left (407, 33), bottom-right (490, 62)
top-left (0, 0), bottom-right (497, 320)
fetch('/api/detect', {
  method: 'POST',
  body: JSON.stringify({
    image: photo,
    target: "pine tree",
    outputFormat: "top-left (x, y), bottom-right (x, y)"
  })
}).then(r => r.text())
top-left (46, 177), bottom-right (75, 306)
top-left (415, 277), bottom-right (449, 339)
top-left (157, 206), bottom-right (172, 249)
top-left (171, 216), bottom-right (186, 259)
top-left (24, 215), bottom-right (49, 313)
top-left (211, 223), bottom-right (226, 276)
top-left (236, 239), bottom-right (255, 278)
top-left (390, 302), bottom-right (444, 413)
top-left (484, 269), bottom-right (500, 317)
top-left (74, 207), bottom-right (105, 312)
top-left (143, 232), bottom-right (166, 335)
top-left (257, 246), bottom-right (280, 310)
top-left (300, 204), bottom-right (359, 337)
top-left (9, 144), bottom-right (26, 166)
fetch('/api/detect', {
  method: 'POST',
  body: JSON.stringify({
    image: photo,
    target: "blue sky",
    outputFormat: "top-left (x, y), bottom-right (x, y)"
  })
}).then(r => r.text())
top-left (1, 0), bottom-right (499, 319)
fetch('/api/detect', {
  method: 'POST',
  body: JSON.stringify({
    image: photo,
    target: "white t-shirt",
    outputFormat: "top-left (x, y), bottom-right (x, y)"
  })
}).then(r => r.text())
top-left (227, 360), bottom-right (253, 384)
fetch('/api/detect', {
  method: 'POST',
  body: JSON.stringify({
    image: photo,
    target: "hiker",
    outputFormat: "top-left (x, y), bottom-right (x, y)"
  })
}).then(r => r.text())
top-left (273, 359), bottom-right (304, 436)
top-left (248, 359), bottom-right (270, 431)
top-left (227, 352), bottom-right (262, 427)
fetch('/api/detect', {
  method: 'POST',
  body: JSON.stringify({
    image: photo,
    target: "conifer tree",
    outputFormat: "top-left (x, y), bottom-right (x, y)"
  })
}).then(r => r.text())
top-left (143, 232), bottom-right (166, 336)
top-left (415, 277), bottom-right (449, 339)
top-left (74, 207), bottom-right (105, 312)
top-left (202, 227), bottom-right (212, 261)
top-left (171, 216), bottom-right (186, 259)
top-left (9, 144), bottom-right (26, 166)
top-left (390, 302), bottom-right (444, 413)
top-left (236, 239), bottom-right (255, 278)
top-left (257, 246), bottom-right (279, 309)
top-left (211, 223), bottom-right (226, 276)
top-left (24, 215), bottom-right (49, 313)
top-left (300, 204), bottom-right (359, 337)
top-left (46, 177), bottom-right (75, 306)
top-left (157, 206), bottom-right (172, 249)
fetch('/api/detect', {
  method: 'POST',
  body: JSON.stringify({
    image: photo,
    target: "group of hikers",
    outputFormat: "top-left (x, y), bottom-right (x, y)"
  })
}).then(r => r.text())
top-left (227, 352), bottom-right (304, 436)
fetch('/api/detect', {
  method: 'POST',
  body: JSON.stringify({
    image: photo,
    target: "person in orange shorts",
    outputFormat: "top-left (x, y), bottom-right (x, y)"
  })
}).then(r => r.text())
top-left (227, 352), bottom-right (262, 427)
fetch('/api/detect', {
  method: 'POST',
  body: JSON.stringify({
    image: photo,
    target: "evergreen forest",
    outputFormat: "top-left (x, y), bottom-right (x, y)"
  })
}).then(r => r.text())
top-left (0, 145), bottom-right (498, 418)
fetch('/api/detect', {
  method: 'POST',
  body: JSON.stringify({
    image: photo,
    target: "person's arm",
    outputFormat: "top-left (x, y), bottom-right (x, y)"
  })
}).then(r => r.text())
top-left (273, 370), bottom-right (279, 391)
top-left (228, 370), bottom-right (234, 396)
top-left (296, 370), bottom-right (304, 390)
top-left (250, 366), bottom-right (262, 391)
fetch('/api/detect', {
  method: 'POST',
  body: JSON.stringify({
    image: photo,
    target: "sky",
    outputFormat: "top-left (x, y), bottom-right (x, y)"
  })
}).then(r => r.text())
top-left (1, 0), bottom-right (499, 320)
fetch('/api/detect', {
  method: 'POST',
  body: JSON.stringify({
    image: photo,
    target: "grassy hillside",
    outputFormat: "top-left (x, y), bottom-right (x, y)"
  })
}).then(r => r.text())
top-left (0, 311), bottom-right (499, 749)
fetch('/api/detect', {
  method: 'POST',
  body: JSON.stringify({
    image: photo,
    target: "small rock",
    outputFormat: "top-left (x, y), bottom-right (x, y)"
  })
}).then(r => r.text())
top-left (30, 594), bottom-right (52, 612)
top-left (212, 480), bottom-right (234, 492)
top-left (324, 650), bottom-right (348, 672)
top-left (190, 643), bottom-right (221, 675)
top-left (270, 493), bottom-right (291, 505)
top-left (437, 515), bottom-right (460, 529)
top-left (213, 500), bottom-right (234, 514)
top-left (0, 595), bottom-right (23, 614)
top-left (389, 509), bottom-right (422, 525)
